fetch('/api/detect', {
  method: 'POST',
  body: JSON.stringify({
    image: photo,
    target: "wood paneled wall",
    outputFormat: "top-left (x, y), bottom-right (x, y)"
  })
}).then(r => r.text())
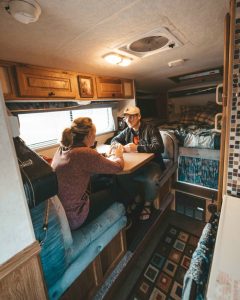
top-left (0, 241), bottom-right (47, 300)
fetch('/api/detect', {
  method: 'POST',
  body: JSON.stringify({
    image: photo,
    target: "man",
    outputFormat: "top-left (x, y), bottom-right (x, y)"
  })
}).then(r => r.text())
top-left (111, 106), bottom-right (165, 220)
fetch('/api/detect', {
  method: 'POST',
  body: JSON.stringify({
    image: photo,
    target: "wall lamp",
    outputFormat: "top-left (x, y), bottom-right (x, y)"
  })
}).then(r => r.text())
top-left (103, 53), bottom-right (132, 67)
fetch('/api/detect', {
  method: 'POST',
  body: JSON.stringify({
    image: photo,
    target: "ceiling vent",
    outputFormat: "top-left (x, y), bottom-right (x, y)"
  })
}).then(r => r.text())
top-left (117, 27), bottom-right (183, 59)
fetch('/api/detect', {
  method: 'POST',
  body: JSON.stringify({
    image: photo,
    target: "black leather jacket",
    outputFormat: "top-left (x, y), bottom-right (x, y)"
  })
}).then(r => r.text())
top-left (112, 121), bottom-right (166, 170)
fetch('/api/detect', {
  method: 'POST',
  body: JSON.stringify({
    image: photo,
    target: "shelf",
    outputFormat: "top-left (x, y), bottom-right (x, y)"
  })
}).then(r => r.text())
top-left (174, 182), bottom-right (218, 200)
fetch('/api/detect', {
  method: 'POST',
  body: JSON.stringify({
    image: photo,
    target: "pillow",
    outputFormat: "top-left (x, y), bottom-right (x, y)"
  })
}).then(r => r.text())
top-left (180, 105), bottom-right (203, 124)
top-left (194, 111), bottom-right (209, 124)
top-left (30, 200), bottom-right (67, 288)
top-left (205, 113), bottom-right (215, 126)
top-left (51, 196), bottom-right (73, 251)
top-left (194, 110), bottom-right (216, 126)
top-left (180, 112), bottom-right (196, 124)
top-left (180, 105), bottom-right (202, 114)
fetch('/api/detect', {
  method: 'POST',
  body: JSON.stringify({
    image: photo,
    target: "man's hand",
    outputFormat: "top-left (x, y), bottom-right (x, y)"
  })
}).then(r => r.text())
top-left (123, 143), bottom-right (138, 153)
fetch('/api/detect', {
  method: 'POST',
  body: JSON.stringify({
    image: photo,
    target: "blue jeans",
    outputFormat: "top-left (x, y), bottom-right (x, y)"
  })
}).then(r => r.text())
top-left (116, 162), bottom-right (163, 205)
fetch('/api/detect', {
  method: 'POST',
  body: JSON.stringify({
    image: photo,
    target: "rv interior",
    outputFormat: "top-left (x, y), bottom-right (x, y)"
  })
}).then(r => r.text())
top-left (0, 0), bottom-right (239, 300)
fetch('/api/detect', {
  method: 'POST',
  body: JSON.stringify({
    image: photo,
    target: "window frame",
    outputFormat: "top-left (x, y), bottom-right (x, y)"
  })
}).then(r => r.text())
top-left (17, 101), bottom-right (118, 150)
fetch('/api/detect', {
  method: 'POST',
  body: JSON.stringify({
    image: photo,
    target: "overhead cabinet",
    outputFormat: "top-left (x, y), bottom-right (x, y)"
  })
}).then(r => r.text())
top-left (96, 76), bottom-right (124, 99)
top-left (0, 62), bottom-right (16, 99)
top-left (15, 65), bottom-right (77, 99)
top-left (0, 60), bottom-right (134, 101)
top-left (96, 76), bottom-right (135, 99)
top-left (122, 79), bottom-right (135, 99)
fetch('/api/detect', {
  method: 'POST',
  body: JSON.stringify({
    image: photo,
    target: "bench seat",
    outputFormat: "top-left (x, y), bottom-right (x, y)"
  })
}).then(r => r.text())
top-left (30, 197), bottom-right (126, 300)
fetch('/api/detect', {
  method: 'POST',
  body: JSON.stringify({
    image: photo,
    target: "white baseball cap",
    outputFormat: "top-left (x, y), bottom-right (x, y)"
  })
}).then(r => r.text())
top-left (123, 106), bottom-right (140, 115)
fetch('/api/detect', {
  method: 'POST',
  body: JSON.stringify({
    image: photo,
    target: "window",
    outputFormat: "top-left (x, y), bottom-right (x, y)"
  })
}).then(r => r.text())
top-left (71, 107), bottom-right (114, 134)
top-left (18, 106), bottom-right (116, 149)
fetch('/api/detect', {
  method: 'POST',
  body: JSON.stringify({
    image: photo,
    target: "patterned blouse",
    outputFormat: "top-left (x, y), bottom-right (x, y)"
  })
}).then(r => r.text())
top-left (51, 146), bottom-right (123, 230)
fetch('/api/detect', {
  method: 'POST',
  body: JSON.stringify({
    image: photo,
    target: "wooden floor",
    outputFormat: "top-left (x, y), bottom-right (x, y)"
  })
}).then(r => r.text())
top-left (104, 210), bottom-right (205, 300)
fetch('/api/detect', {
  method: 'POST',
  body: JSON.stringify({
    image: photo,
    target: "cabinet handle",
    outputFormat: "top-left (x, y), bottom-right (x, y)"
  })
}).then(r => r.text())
top-left (216, 83), bottom-right (223, 105)
top-left (48, 91), bottom-right (55, 96)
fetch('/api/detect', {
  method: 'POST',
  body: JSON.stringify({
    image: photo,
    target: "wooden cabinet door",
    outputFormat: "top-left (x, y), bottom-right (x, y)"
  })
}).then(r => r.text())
top-left (15, 65), bottom-right (77, 98)
top-left (99, 230), bottom-right (126, 277)
top-left (96, 76), bottom-right (123, 99)
top-left (0, 62), bottom-right (16, 99)
top-left (122, 79), bottom-right (134, 99)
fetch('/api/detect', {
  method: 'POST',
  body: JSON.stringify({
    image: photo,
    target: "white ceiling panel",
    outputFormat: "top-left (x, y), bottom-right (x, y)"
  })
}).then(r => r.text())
top-left (0, 0), bottom-right (229, 92)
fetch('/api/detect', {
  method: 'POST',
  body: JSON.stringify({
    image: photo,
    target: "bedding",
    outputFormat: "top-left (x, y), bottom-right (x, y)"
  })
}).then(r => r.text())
top-left (158, 123), bottom-right (221, 150)
top-left (159, 100), bottom-right (222, 150)
top-left (157, 101), bottom-right (221, 190)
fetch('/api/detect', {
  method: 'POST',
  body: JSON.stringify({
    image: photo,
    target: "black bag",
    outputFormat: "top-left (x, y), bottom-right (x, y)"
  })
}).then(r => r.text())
top-left (13, 137), bottom-right (58, 208)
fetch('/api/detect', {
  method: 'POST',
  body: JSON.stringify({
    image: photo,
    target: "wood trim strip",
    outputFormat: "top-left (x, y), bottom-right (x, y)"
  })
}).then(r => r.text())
top-left (217, 12), bottom-right (231, 210)
top-left (222, 0), bottom-right (236, 196)
top-left (0, 241), bottom-right (41, 280)
top-left (92, 255), bottom-right (103, 286)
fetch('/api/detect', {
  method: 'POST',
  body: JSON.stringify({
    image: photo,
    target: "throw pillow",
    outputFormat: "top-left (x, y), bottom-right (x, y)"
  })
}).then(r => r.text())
top-left (30, 200), bottom-right (67, 288)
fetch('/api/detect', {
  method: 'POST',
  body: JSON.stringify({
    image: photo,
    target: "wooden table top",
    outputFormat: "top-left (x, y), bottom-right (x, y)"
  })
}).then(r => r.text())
top-left (97, 144), bottom-right (154, 175)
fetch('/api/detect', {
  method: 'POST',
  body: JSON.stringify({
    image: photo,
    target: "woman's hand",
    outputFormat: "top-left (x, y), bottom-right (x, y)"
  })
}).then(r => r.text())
top-left (114, 144), bottom-right (124, 158)
top-left (107, 143), bottom-right (124, 165)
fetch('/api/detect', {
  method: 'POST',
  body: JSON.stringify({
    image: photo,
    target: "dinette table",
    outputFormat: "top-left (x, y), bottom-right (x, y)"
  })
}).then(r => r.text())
top-left (96, 144), bottom-right (154, 175)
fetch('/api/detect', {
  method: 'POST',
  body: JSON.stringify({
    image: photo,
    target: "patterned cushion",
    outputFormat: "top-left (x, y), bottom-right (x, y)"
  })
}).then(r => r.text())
top-left (205, 113), bottom-right (215, 126)
top-left (195, 112), bottom-right (214, 124)
top-left (179, 103), bottom-right (219, 126)
top-left (194, 112), bottom-right (215, 126)
top-left (194, 112), bottom-right (209, 124)
top-left (30, 200), bottom-right (67, 288)
top-left (179, 105), bottom-right (202, 124)
top-left (180, 105), bottom-right (202, 114)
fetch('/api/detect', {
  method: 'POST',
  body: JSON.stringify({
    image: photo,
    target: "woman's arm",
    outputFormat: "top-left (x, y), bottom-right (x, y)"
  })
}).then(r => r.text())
top-left (74, 148), bottom-right (124, 174)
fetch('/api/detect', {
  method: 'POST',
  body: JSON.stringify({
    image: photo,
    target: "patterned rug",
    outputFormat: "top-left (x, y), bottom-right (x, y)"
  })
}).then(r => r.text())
top-left (128, 225), bottom-right (200, 300)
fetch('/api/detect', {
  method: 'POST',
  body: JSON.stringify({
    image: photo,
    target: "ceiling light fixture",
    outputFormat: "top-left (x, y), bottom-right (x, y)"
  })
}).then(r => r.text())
top-left (103, 53), bottom-right (132, 67)
top-left (118, 57), bottom-right (132, 67)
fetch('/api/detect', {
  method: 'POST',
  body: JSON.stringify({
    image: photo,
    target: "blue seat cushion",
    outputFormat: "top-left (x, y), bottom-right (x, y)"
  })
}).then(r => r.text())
top-left (68, 202), bottom-right (126, 264)
top-left (49, 215), bottom-right (127, 300)
top-left (30, 200), bottom-right (67, 288)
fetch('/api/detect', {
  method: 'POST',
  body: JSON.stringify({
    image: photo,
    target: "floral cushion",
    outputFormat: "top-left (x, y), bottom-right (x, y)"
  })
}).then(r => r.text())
top-left (194, 112), bottom-right (215, 126)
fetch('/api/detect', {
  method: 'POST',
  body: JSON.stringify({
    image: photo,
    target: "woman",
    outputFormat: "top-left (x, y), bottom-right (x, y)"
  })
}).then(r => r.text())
top-left (52, 117), bottom-right (124, 230)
